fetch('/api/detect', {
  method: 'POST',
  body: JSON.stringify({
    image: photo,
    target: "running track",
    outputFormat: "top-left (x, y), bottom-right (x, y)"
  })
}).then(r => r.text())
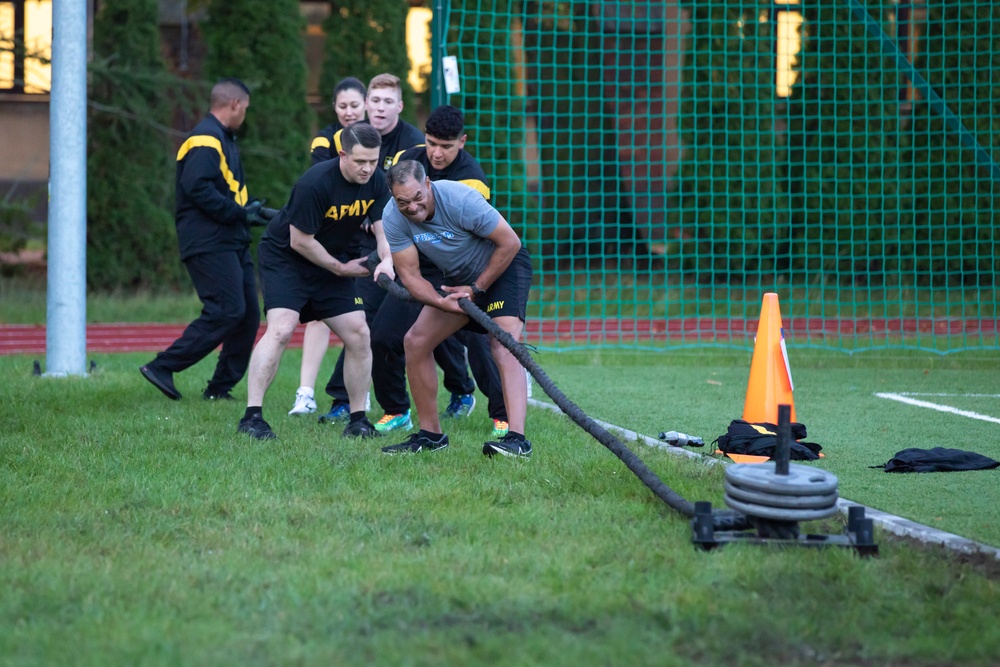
top-left (1, 318), bottom-right (996, 355)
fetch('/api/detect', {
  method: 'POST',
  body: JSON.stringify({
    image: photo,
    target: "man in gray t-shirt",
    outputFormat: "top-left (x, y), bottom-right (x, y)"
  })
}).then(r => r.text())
top-left (379, 160), bottom-right (534, 459)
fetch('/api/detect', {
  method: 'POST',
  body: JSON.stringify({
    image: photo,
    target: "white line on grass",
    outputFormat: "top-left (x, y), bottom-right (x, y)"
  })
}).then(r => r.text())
top-left (875, 392), bottom-right (1000, 425)
top-left (528, 397), bottom-right (1000, 560)
top-left (896, 393), bottom-right (1000, 398)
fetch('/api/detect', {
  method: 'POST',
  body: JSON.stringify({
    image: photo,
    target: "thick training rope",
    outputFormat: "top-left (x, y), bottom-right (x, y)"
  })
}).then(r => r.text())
top-left (365, 256), bottom-right (749, 530)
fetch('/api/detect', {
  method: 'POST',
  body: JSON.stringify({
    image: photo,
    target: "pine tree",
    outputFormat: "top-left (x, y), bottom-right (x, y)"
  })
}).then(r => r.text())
top-left (87, 0), bottom-right (187, 290)
top-left (201, 0), bottom-right (314, 206)
top-left (318, 0), bottom-right (416, 127)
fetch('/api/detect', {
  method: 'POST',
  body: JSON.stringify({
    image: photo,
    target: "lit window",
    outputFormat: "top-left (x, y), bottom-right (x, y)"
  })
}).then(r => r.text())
top-left (0, 0), bottom-right (51, 94)
top-left (406, 7), bottom-right (431, 93)
top-left (775, 1), bottom-right (802, 98)
top-left (0, 2), bottom-right (15, 88)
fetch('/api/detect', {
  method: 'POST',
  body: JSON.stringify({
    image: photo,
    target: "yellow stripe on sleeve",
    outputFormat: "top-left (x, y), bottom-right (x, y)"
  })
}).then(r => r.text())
top-left (458, 179), bottom-right (491, 200)
top-left (392, 144), bottom-right (426, 166)
top-left (176, 135), bottom-right (248, 205)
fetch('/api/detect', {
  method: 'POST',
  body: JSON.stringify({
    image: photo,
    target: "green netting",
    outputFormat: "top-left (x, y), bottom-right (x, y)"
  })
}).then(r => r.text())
top-left (438, 0), bottom-right (998, 353)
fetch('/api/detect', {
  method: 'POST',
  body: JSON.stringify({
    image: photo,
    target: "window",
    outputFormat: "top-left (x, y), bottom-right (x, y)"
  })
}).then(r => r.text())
top-left (774, 1), bottom-right (803, 99)
top-left (406, 6), bottom-right (431, 93)
top-left (0, 0), bottom-right (52, 94)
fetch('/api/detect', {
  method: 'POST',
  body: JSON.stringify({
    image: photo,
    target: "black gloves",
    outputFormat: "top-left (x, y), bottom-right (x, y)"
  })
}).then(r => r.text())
top-left (245, 200), bottom-right (267, 226)
top-left (245, 199), bottom-right (279, 227)
top-left (243, 199), bottom-right (278, 227)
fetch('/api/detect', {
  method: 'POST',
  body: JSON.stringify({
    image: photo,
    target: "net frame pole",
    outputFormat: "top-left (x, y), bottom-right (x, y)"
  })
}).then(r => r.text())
top-left (429, 0), bottom-right (449, 109)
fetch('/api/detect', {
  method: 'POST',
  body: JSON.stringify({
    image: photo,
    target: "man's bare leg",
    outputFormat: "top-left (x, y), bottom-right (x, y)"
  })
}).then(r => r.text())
top-left (489, 315), bottom-right (526, 435)
top-left (403, 306), bottom-right (467, 434)
top-left (246, 308), bottom-right (300, 407)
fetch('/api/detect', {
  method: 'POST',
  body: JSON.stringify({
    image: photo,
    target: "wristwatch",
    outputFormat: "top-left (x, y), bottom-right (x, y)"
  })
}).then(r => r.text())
top-left (471, 282), bottom-right (487, 299)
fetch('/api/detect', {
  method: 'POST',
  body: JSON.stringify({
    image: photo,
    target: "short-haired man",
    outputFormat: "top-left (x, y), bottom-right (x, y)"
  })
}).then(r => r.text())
top-left (363, 73), bottom-right (425, 171)
top-left (237, 123), bottom-right (393, 440)
top-left (317, 73), bottom-right (428, 423)
top-left (371, 105), bottom-right (509, 438)
top-left (140, 78), bottom-right (266, 402)
top-left (289, 75), bottom-right (369, 417)
top-left (380, 160), bottom-right (533, 458)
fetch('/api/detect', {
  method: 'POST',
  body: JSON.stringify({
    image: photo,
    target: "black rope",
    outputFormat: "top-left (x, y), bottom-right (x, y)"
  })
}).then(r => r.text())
top-left (364, 255), bottom-right (749, 531)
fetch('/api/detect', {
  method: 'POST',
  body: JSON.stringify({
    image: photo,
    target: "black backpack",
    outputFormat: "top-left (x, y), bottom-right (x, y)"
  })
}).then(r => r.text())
top-left (876, 447), bottom-right (1000, 473)
top-left (713, 419), bottom-right (823, 461)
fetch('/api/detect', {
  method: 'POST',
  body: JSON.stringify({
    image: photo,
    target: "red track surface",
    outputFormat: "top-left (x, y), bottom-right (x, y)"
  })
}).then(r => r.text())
top-left (1, 318), bottom-right (996, 355)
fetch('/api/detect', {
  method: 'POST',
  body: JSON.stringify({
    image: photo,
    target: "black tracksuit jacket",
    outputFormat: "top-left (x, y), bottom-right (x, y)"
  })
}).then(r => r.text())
top-left (174, 114), bottom-right (251, 261)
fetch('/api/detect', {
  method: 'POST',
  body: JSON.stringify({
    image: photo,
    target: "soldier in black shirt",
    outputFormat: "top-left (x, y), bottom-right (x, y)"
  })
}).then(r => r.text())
top-left (289, 77), bottom-right (369, 417)
top-left (364, 73), bottom-right (426, 171)
top-left (237, 123), bottom-right (393, 441)
top-left (316, 73), bottom-right (425, 422)
top-left (140, 78), bottom-right (267, 402)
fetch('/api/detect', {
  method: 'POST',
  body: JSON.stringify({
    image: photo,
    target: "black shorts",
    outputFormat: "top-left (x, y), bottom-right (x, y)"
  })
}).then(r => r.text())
top-left (257, 240), bottom-right (365, 323)
top-left (462, 246), bottom-right (532, 334)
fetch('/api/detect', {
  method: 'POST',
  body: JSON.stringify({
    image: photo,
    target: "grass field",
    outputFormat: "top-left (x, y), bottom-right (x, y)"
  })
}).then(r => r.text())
top-left (2, 344), bottom-right (1000, 666)
top-left (535, 348), bottom-right (1000, 547)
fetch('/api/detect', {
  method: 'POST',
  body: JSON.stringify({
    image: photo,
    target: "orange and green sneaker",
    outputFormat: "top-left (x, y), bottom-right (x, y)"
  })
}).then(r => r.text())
top-left (491, 419), bottom-right (509, 439)
top-left (375, 410), bottom-right (413, 434)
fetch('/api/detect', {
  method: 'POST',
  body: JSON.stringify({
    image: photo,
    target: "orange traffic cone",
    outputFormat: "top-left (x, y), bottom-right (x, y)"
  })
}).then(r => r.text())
top-left (742, 293), bottom-right (796, 424)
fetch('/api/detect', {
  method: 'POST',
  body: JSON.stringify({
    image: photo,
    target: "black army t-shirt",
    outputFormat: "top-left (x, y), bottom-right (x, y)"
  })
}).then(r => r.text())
top-left (332, 121), bottom-right (424, 174)
top-left (376, 120), bottom-right (425, 172)
top-left (262, 158), bottom-right (391, 274)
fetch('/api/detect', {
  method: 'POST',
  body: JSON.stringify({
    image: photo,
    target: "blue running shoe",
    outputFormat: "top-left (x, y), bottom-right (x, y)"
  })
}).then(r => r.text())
top-left (442, 393), bottom-right (476, 419)
top-left (318, 400), bottom-right (350, 424)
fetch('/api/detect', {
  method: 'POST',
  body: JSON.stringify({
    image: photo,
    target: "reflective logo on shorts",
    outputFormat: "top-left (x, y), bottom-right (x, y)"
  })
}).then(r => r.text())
top-left (355, 297), bottom-right (363, 305)
top-left (487, 300), bottom-right (505, 312)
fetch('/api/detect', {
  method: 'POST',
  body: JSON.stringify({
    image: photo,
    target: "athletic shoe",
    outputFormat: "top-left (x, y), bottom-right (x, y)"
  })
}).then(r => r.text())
top-left (381, 432), bottom-right (449, 455)
top-left (288, 388), bottom-right (317, 415)
top-left (237, 413), bottom-right (277, 440)
top-left (343, 418), bottom-right (380, 439)
top-left (483, 433), bottom-right (532, 459)
top-left (491, 420), bottom-right (509, 439)
top-left (374, 410), bottom-right (413, 433)
top-left (203, 390), bottom-right (234, 401)
top-left (318, 400), bottom-right (350, 424)
top-left (139, 364), bottom-right (181, 400)
top-left (442, 393), bottom-right (476, 419)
